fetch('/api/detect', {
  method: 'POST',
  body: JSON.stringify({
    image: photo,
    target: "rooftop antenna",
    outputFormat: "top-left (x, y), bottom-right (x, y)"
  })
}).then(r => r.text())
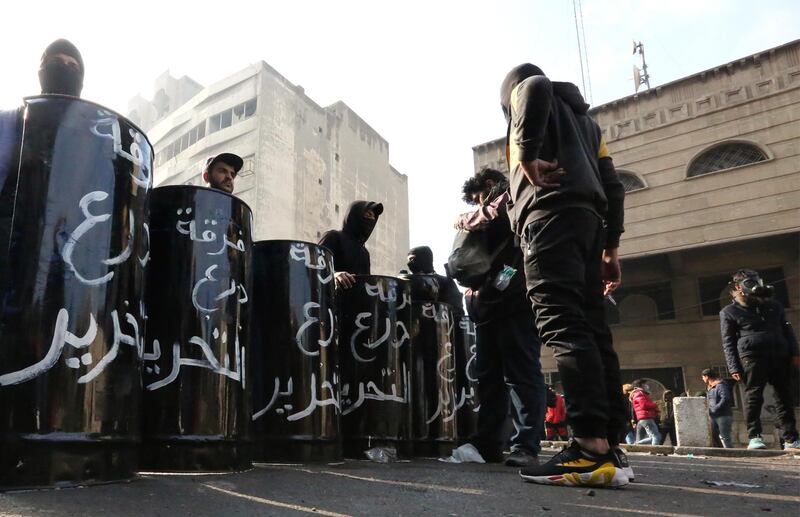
top-left (572, 0), bottom-right (593, 104)
top-left (633, 40), bottom-right (651, 93)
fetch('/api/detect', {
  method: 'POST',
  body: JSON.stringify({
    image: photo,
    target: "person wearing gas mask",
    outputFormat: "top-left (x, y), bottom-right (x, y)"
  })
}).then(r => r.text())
top-left (1, 38), bottom-right (84, 194)
top-left (318, 201), bottom-right (382, 289)
top-left (403, 246), bottom-right (464, 316)
top-left (720, 269), bottom-right (800, 450)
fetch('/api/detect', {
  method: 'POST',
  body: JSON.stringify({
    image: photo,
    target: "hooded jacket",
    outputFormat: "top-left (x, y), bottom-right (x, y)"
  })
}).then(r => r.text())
top-left (500, 64), bottom-right (625, 248)
top-left (630, 388), bottom-right (660, 421)
top-left (707, 380), bottom-right (734, 418)
top-left (318, 200), bottom-right (382, 275)
top-left (720, 297), bottom-right (799, 375)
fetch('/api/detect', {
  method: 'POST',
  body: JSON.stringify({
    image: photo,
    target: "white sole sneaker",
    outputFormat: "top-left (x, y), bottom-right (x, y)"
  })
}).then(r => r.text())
top-left (622, 466), bottom-right (635, 482)
top-left (520, 465), bottom-right (630, 488)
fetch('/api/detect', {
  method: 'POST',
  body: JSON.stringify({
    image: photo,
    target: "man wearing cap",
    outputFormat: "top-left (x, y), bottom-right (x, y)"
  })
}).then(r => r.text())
top-left (203, 153), bottom-right (243, 194)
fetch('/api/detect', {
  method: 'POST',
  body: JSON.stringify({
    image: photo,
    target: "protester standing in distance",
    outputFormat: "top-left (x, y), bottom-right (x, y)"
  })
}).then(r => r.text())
top-left (545, 385), bottom-right (569, 442)
top-left (202, 153), bottom-right (242, 194)
top-left (658, 390), bottom-right (677, 446)
top-left (720, 269), bottom-right (800, 450)
top-left (404, 246), bottom-right (464, 315)
top-left (702, 369), bottom-right (735, 448)
top-left (1, 39), bottom-right (85, 300)
top-left (630, 383), bottom-right (661, 445)
top-left (451, 168), bottom-right (545, 467)
top-left (622, 384), bottom-right (636, 445)
top-left (319, 201), bottom-right (383, 289)
top-left (499, 64), bottom-right (629, 487)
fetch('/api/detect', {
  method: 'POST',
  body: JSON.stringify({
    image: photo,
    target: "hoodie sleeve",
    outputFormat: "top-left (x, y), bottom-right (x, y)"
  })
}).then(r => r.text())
top-left (720, 307), bottom-right (743, 375)
top-left (454, 191), bottom-right (509, 231)
top-left (510, 76), bottom-right (553, 163)
top-left (597, 137), bottom-right (625, 249)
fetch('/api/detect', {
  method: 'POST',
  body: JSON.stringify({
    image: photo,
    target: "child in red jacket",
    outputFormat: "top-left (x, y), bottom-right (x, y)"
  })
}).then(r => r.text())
top-left (545, 386), bottom-right (568, 441)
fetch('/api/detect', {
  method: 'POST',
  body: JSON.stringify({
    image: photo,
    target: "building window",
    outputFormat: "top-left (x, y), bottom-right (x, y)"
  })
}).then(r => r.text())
top-left (687, 141), bottom-right (768, 177)
top-left (606, 281), bottom-right (675, 325)
top-left (617, 170), bottom-right (646, 192)
top-left (698, 267), bottom-right (791, 317)
top-left (208, 113), bottom-right (221, 134)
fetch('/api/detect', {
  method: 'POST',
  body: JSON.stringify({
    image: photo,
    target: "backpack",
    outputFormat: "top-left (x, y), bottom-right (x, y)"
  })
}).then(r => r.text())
top-left (445, 229), bottom-right (508, 290)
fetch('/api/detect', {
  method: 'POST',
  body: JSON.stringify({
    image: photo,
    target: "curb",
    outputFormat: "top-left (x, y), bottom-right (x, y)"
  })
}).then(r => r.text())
top-left (673, 446), bottom-right (796, 458)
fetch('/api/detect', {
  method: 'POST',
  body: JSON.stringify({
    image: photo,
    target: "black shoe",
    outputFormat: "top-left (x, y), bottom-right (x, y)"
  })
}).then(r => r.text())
top-left (505, 449), bottom-right (538, 467)
top-left (519, 441), bottom-right (629, 488)
top-left (614, 447), bottom-right (635, 482)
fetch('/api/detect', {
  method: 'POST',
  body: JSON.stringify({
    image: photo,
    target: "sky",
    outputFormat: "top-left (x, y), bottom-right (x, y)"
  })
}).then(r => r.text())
top-left (2, 0), bottom-right (799, 275)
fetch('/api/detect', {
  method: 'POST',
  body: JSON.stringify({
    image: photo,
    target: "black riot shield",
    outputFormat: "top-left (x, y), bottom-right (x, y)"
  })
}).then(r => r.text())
top-left (141, 185), bottom-right (253, 471)
top-left (0, 96), bottom-right (152, 489)
top-left (250, 240), bottom-right (341, 462)
top-left (454, 316), bottom-right (479, 444)
top-left (338, 275), bottom-right (413, 458)
top-left (410, 302), bottom-right (458, 457)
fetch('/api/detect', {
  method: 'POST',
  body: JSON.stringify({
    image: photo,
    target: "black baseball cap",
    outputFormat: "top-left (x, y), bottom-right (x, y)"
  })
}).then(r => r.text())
top-left (205, 153), bottom-right (243, 174)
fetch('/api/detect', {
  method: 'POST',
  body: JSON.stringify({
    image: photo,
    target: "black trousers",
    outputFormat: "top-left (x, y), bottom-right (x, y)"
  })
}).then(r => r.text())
top-left (742, 355), bottom-right (798, 442)
top-left (521, 208), bottom-right (626, 443)
top-left (470, 309), bottom-right (546, 457)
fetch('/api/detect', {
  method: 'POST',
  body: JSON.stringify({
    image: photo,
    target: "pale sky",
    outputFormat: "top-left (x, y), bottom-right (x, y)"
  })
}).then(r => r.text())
top-left (2, 0), bottom-right (799, 274)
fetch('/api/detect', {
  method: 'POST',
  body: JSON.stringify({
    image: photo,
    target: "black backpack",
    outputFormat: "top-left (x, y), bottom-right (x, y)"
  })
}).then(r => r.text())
top-left (445, 229), bottom-right (509, 290)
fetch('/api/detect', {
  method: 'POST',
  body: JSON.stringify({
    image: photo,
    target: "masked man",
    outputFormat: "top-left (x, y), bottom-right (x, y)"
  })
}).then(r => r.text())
top-left (318, 201), bottom-right (382, 289)
top-left (720, 269), bottom-right (800, 450)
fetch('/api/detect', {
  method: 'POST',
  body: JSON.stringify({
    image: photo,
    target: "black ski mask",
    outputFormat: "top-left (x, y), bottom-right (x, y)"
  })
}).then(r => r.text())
top-left (342, 200), bottom-right (383, 243)
top-left (39, 39), bottom-right (84, 97)
top-left (407, 246), bottom-right (434, 274)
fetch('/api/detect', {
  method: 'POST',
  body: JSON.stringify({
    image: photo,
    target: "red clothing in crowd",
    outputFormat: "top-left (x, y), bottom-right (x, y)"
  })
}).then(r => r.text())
top-left (631, 388), bottom-right (660, 421)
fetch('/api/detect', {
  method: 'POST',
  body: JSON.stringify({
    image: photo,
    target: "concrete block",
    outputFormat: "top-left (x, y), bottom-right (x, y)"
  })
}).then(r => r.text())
top-left (674, 397), bottom-right (712, 447)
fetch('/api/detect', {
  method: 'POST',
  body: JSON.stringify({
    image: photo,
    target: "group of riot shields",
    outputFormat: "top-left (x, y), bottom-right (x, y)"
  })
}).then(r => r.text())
top-left (0, 96), bottom-right (478, 490)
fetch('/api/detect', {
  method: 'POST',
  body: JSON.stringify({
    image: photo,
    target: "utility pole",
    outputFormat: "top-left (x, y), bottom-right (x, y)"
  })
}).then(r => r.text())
top-left (633, 40), bottom-right (651, 93)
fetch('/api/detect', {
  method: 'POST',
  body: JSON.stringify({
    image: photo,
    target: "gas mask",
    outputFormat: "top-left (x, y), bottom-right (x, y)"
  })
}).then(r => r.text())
top-left (735, 270), bottom-right (774, 300)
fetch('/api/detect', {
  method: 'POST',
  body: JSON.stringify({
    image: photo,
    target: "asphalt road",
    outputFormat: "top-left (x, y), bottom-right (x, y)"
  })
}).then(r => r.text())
top-left (1, 449), bottom-right (799, 516)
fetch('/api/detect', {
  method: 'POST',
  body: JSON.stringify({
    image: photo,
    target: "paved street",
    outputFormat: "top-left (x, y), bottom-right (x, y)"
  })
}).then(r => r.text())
top-left (1, 449), bottom-right (799, 516)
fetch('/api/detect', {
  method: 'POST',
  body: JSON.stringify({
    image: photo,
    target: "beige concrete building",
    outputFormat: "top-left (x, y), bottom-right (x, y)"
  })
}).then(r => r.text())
top-left (128, 63), bottom-right (410, 275)
top-left (474, 40), bottom-right (800, 446)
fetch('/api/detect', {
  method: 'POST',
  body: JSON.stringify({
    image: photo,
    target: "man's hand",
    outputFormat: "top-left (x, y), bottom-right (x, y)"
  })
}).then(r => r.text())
top-left (731, 373), bottom-right (742, 382)
top-left (334, 271), bottom-right (356, 290)
top-left (519, 158), bottom-right (563, 188)
top-left (601, 248), bottom-right (621, 296)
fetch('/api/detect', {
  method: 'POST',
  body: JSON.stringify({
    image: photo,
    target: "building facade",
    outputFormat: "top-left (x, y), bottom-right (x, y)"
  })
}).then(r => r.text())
top-left (473, 40), bottom-right (800, 445)
top-left (128, 63), bottom-right (410, 274)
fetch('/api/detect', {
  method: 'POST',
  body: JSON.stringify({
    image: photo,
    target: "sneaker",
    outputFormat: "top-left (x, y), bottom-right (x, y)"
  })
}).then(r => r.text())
top-left (748, 436), bottom-right (767, 450)
top-left (783, 439), bottom-right (800, 451)
top-left (519, 441), bottom-right (629, 488)
top-left (614, 447), bottom-right (635, 482)
top-left (505, 449), bottom-right (538, 468)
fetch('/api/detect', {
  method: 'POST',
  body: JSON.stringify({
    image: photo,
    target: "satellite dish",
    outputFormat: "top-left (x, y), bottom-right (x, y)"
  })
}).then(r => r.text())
top-left (633, 40), bottom-right (638, 55)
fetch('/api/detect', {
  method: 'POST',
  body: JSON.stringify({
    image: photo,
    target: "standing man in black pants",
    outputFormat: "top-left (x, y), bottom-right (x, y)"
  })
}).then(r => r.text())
top-left (453, 168), bottom-right (545, 467)
top-left (720, 269), bottom-right (800, 450)
top-left (499, 64), bottom-right (629, 487)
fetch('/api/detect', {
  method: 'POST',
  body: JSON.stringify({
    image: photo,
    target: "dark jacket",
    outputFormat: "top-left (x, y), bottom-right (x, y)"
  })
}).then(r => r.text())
top-left (500, 66), bottom-right (624, 247)
top-left (720, 298), bottom-right (799, 375)
top-left (318, 200), bottom-right (382, 275)
top-left (402, 246), bottom-right (464, 315)
top-left (707, 380), bottom-right (734, 418)
top-left (464, 210), bottom-right (528, 324)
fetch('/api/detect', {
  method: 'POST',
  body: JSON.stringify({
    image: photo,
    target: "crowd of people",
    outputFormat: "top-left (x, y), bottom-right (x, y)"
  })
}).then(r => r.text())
top-left (2, 39), bottom-right (799, 491)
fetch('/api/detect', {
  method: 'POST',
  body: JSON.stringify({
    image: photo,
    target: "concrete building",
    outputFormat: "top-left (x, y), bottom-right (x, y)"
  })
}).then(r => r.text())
top-left (128, 63), bottom-right (410, 275)
top-left (473, 40), bottom-right (800, 446)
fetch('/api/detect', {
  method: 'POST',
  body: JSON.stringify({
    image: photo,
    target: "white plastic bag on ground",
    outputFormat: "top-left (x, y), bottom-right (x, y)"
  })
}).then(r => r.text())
top-left (438, 443), bottom-right (486, 464)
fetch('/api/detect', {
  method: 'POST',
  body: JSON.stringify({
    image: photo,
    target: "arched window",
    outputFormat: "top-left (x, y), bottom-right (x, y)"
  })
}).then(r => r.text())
top-left (617, 170), bottom-right (646, 192)
top-left (687, 141), bottom-right (768, 178)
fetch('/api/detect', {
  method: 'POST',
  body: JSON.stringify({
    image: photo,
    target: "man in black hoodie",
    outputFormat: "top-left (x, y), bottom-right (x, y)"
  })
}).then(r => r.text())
top-left (404, 246), bottom-right (464, 315)
top-left (318, 200), bottom-right (383, 289)
top-left (500, 64), bottom-right (628, 488)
